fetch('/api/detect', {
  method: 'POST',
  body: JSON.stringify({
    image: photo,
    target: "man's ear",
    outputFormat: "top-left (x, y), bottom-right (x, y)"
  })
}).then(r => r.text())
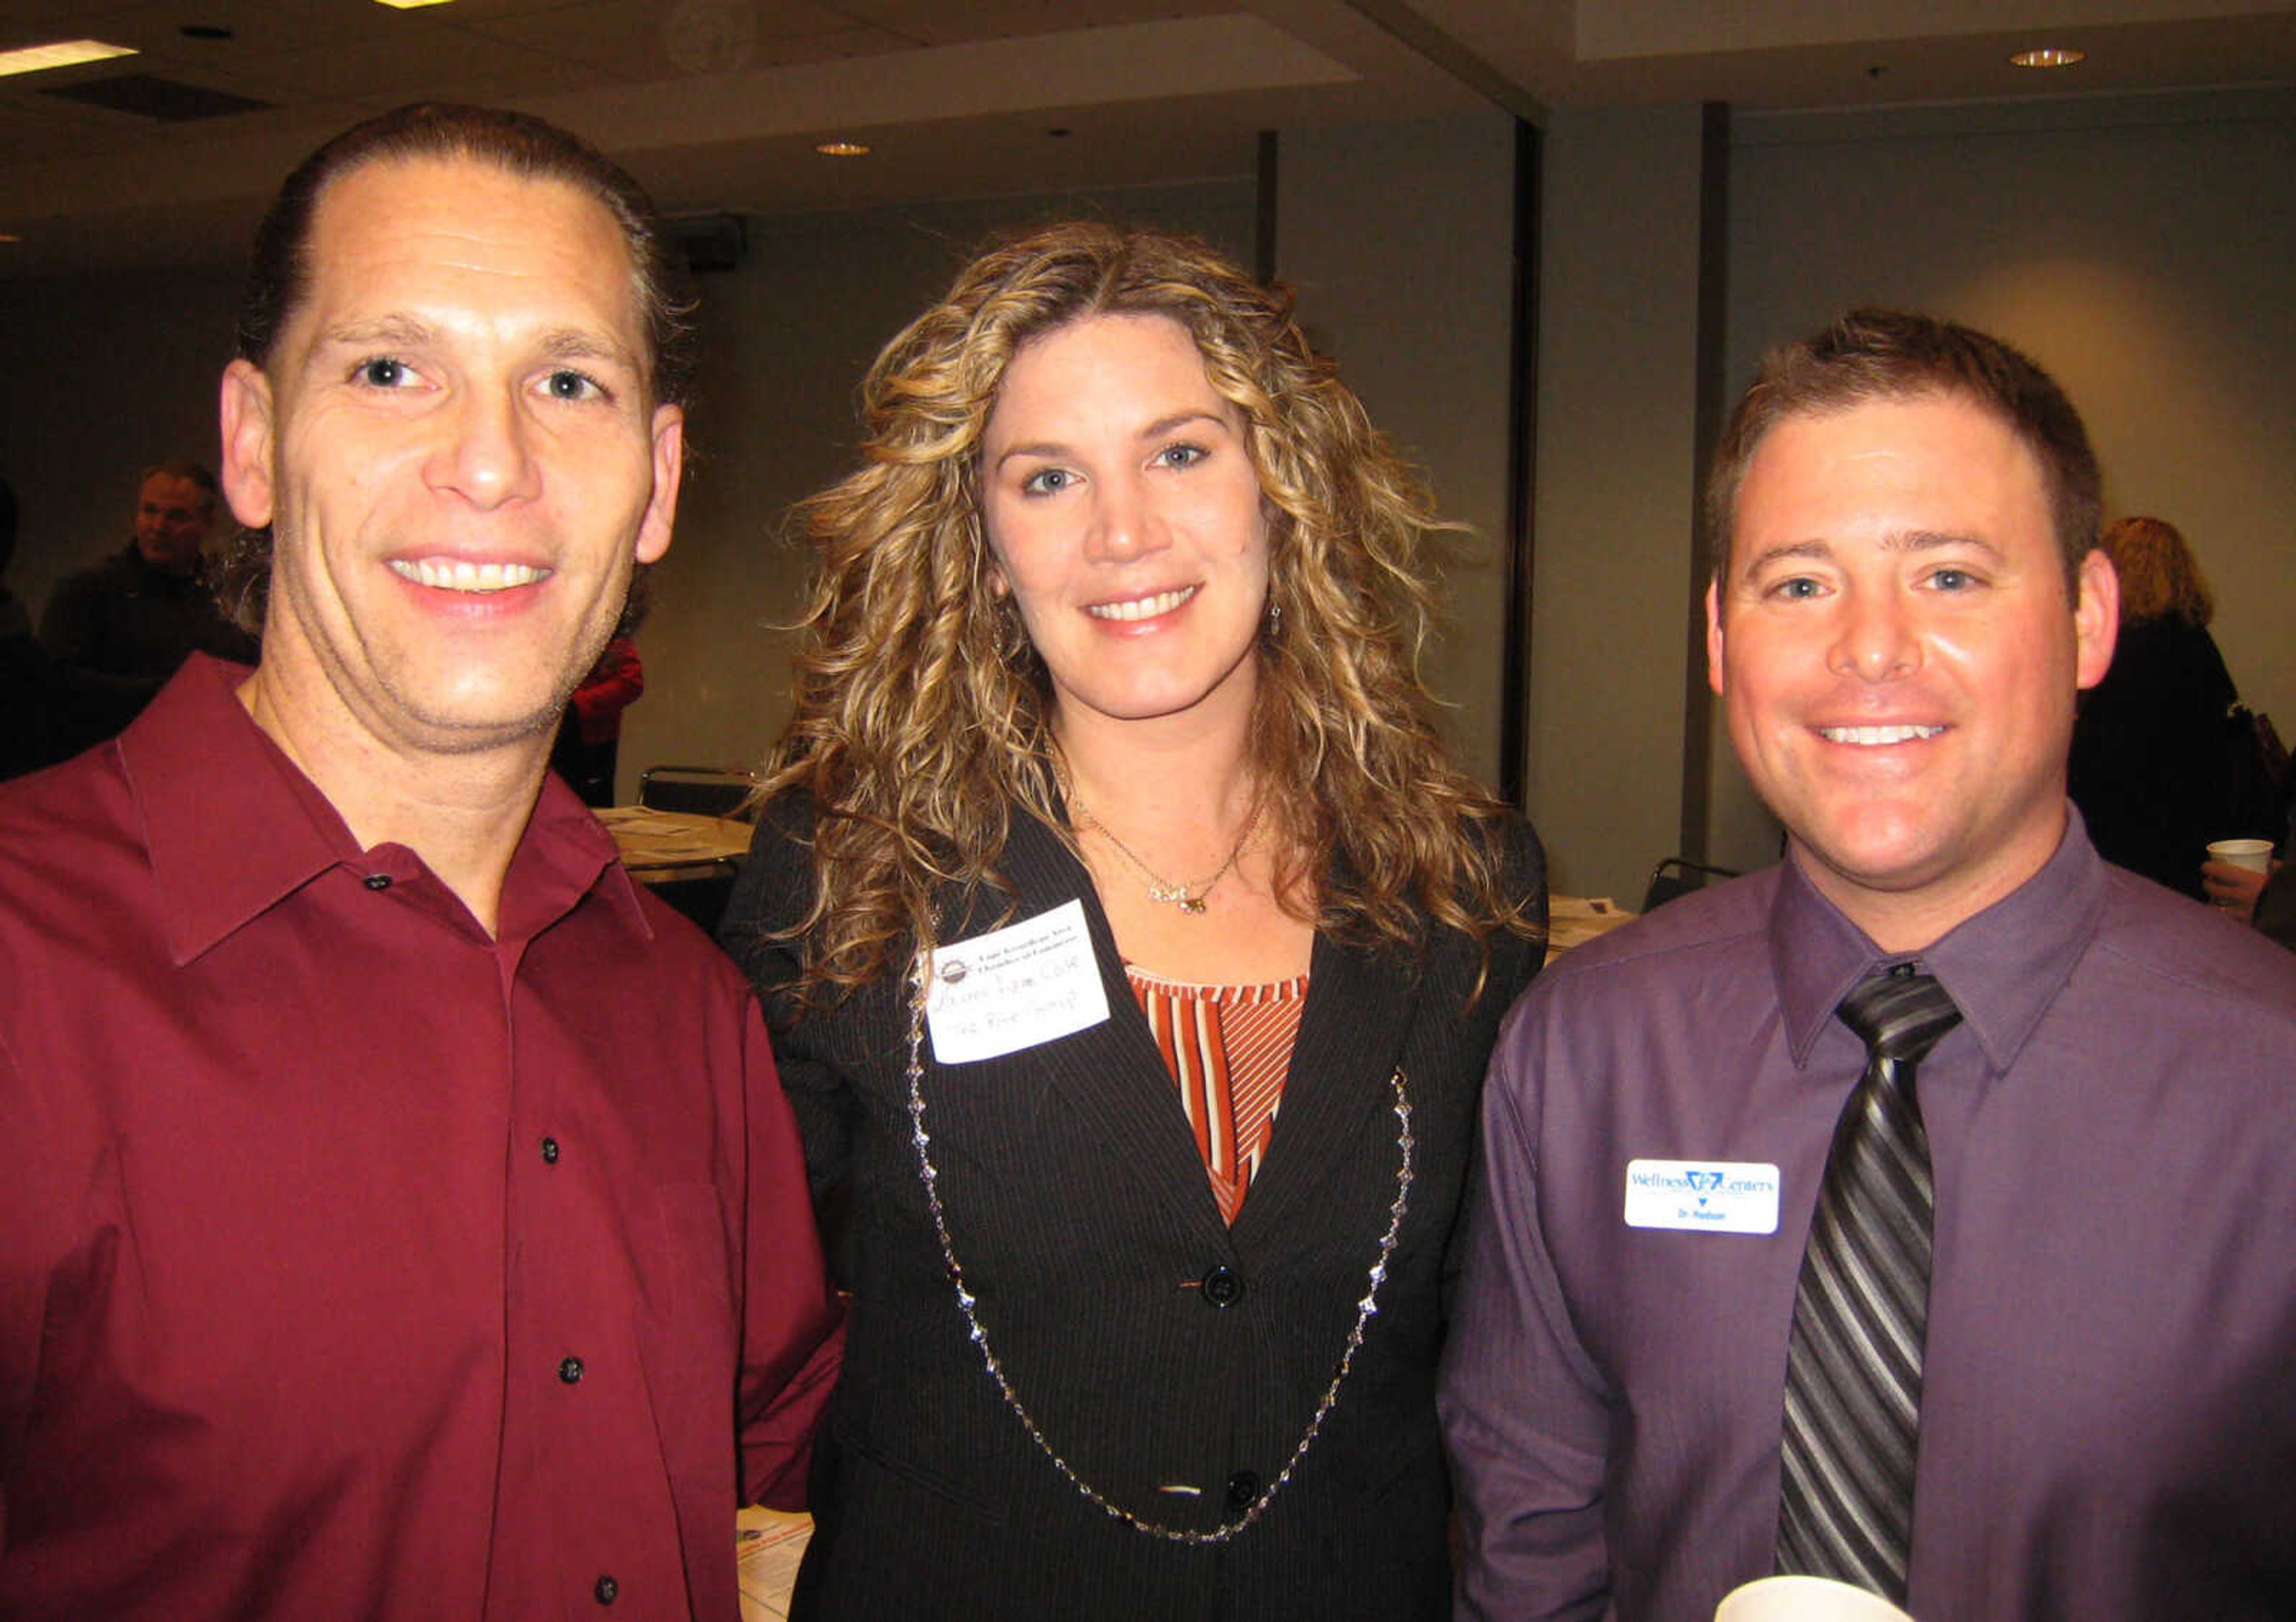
top-left (219, 360), bottom-right (277, 530)
top-left (2072, 547), bottom-right (2118, 691)
top-left (1704, 577), bottom-right (1727, 696)
top-left (634, 404), bottom-right (684, 566)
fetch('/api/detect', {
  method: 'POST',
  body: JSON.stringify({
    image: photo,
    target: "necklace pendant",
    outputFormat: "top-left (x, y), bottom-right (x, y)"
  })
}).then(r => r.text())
top-left (1177, 896), bottom-right (1208, 916)
top-left (1144, 883), bottom-right (1191, 904)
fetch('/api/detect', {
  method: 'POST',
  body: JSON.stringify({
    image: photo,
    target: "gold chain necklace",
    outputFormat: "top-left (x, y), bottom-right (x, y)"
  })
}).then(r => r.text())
top-left (1060, 771), bottom-right (1262, 917)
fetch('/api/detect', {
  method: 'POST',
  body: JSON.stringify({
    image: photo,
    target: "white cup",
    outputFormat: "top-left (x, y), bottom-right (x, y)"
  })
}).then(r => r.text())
top-left (2206, 838), bottom-right (2274, 874)
top-left (1715, 1574), bottom-right (1916, 1622)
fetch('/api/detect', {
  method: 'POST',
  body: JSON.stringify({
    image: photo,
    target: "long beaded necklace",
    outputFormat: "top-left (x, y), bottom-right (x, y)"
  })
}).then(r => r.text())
top-left (900, 950), bottom-right (1414, 1542)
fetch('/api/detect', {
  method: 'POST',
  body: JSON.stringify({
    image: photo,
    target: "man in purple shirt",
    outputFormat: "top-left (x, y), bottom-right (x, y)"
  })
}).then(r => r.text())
top-left (0, 106), bottom-right (839, 1618)
top-left (1442, 310), bottom-right (2296, 1620)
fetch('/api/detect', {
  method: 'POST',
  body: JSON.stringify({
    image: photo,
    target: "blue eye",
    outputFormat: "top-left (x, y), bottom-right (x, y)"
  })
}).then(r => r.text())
top-left (1772, 576), bottom-right (1821, 600)
top-left (1021, 468), bottom-right (1077, 495)
top-left (545, 370), bottom-right (602, 401)
top-left (1155, 443), bottom-right (1207, 469)
top-left (1930, 567), bottom-right (1976, 592)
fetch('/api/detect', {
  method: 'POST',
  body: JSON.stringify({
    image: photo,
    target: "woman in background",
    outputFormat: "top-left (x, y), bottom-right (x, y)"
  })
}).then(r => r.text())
top-left (2069, 515), bottom-right (2254, 898)
top-left (720, 223), bottom-right (1544, 1620)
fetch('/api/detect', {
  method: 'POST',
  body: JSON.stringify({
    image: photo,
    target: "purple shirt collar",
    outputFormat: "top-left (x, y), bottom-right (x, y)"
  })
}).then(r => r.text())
top-left (1770, 807), bottom-right (2111, 1075)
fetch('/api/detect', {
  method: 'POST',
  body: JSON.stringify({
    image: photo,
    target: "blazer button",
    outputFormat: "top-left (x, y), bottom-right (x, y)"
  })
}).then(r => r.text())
top-left (593, 1574), bottom-right (618, 1605)
top-left (558, 1356), bottom-right (584, 1384)
top-left (1200, 1264), bottom-right (1244, 1308)
top-left (1224, 1469), bottom-right (1260, 1511)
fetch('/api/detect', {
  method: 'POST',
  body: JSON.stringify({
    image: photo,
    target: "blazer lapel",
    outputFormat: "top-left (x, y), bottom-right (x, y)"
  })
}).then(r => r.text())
top-left (1228, 928), bottom-right (1417, 1249)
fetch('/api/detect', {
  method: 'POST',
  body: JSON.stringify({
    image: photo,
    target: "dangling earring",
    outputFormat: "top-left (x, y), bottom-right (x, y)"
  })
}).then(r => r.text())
top-left (1263, 593), bottom-right (1283, 645)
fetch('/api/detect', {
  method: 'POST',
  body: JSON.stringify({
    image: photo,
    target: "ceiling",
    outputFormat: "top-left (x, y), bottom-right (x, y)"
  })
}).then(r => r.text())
top-left (2, 0), bottom-right (2291, 276)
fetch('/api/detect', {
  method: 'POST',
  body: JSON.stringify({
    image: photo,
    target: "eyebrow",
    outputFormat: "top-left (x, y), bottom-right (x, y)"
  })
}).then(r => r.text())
top-left (1738, 528), bottom-right (2005, 578)
top-left (312, 316), bottom-right (638, 371)
top-left (990, 409), bottom-right (1232, 471)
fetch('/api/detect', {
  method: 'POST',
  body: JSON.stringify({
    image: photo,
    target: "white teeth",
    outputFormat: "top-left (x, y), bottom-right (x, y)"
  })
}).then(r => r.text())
top-left (1819, 724), bottom-right (1944, 745)
top-left (1088, 586), bottom-right (1196, 622)
top-left (389, 558), bottom-right (548, 593)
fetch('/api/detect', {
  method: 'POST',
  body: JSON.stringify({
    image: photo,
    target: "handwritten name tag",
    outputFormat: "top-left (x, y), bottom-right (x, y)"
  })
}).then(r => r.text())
top-left (925, 899), bottom-right (1111, 1065)
top-left (1623, 1158), bottom-right (1781, 1234)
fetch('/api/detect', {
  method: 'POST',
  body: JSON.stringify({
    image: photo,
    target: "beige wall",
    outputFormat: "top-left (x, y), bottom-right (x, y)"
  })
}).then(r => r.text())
top-left (1271, 112), bottom-right (1521, 791)
top-left (1525, 105), bottom-right (1709, 903)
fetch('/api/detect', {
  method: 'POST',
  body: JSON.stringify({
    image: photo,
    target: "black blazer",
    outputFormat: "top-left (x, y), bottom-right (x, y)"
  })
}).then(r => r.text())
top-left (722, 798), bottom-right (1544, 1621)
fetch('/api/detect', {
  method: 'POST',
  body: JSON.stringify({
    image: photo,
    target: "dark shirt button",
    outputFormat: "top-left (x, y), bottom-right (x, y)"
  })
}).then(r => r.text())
top-left (558, 1356), bottom-right (584, 1384)
top-left (593, 1575), bottom-right (618, 1605)
top-left (362, 873), bottom-right (392, 892)
top-left (541, 1136), bottom-right (560, 1164)
top-left (1224, 1469), bottom-right (1260, 1511)
top-left (1200, 1264), bottom-right (1244, 1308)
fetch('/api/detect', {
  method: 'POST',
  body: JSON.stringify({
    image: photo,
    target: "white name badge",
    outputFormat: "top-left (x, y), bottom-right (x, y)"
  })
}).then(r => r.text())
top-left (924, 899), bottom-right (1111, 1065)
top-left (1623, 1158), bottom-right (1781, 1234)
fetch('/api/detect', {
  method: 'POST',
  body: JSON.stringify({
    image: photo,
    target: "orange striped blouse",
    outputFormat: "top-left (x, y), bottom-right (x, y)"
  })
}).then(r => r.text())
top-left (1126, 967), bottom-right (1309, 1225)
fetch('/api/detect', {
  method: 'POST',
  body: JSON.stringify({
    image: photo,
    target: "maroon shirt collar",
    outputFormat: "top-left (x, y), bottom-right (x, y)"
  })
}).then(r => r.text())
top-left (117, 654), bottom-right (648, 963)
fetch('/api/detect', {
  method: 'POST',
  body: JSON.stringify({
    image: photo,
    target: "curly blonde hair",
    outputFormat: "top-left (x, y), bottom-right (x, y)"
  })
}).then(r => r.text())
top-left (2101, 516), bottom-right (2213, 627)
top-left (767, 222), bottom-right (1534, 996)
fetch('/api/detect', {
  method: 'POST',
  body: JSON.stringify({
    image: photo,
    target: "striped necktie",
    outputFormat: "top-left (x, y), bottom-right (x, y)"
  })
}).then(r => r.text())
top-left (1776, 965), bottom-right (1962, 1603)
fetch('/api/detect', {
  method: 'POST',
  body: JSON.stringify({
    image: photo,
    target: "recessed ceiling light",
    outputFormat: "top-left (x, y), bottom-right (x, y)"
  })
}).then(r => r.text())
top-left (373, 0), bottom-right (458, 9)
top-left (2010, 46), bottom-right (2086, 68)
top-left (0, 232), bottom-right (22, 244)
top-left (0, 38), bottom-right (137, 78)
top-left (816, 140), bottom-right (871, 158)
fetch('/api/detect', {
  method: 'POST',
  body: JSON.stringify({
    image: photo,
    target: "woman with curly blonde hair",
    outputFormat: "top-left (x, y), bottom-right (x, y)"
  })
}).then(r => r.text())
top-left (719, 222), bottom-right (1544, 1619)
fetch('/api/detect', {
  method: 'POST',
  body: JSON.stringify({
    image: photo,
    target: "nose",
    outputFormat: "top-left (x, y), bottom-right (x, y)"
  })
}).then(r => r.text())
top-left (1826, 586), bottom-right (1921, 682)
top-left (1084, 471), bottom-right (1168, 563)
top-left (426, 385), bottom-right (541, 509)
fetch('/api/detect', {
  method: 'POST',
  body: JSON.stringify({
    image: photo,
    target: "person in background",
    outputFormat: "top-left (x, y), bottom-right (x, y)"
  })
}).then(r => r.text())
top-left (0, 477), bottom-right (153, 779)
top-left (2204, 795), bottom-right (2296, 951)
top-left (0, 103), bottom-right (839, 1621)
top-left (719, 223), bottom-right (1545, 1621)
top-left (1443, 309), bottom-right (2296, 1621)
top-left (2068, 514), bottom-right (2261, 898)
top-left (553, 629), bottom-right (645, 806)
top-left (38, 459), bottom-right (258, 681)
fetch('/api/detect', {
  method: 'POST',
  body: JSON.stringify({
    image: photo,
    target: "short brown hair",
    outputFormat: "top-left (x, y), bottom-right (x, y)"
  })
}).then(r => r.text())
top-left (1706, 307), bottom-right (2100, 590)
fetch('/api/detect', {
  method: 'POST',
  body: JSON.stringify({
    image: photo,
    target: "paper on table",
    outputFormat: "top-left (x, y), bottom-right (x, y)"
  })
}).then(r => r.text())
top-left (735, 1507), bottom-right (813, 1622)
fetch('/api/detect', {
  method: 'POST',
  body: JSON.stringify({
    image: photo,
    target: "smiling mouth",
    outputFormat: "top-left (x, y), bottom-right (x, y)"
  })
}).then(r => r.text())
top-left (388, 558), bottom-right (550, 593)
top-left (1818, 724), bottom-right (1944, 745)
top-left (1088, 586), bottom-right (1196, 622)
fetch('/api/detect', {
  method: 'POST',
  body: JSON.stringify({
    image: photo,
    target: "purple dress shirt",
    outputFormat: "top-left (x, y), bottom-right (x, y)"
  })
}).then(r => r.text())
top-left (0, 657), bottom-right (841, 1621)
top-left (1442, 816), bottom-right (2296, 1621)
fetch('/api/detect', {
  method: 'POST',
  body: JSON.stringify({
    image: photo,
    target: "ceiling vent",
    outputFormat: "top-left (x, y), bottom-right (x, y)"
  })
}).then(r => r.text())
top-left (40, 74), bottom-right (271, 121)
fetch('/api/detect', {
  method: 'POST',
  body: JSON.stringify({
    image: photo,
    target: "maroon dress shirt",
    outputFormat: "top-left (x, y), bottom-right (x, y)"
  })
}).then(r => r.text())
top-left (0, 657), bottom-right (841, 1621)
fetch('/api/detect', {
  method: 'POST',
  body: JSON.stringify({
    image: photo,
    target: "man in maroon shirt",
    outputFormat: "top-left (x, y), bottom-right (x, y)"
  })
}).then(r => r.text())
top-left (0, 106), bottom-right (839, 1620)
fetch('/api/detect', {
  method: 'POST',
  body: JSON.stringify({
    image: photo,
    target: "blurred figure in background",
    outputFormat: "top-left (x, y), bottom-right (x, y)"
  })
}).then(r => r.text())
top-left (2068, 515), bottom-right (2267, 898)
top-left (551, 572), bottom-right (649, 806)
top-left (38, 460), bottom-right (258, 682)
top-left (0, 477), bottom-right (152, 780)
